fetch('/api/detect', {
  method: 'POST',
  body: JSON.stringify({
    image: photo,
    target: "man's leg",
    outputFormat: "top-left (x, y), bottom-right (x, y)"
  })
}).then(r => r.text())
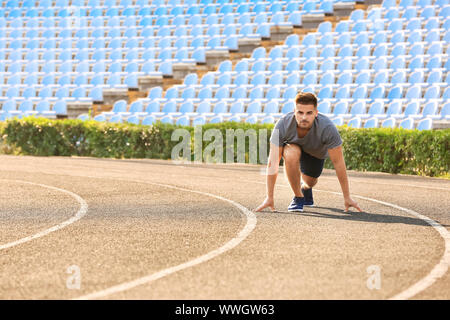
top-left (301, 174), bottom-right (318, 190)
top-left (282, 144), bottom-right (303, 198)
top-left (300, 151), bottom-right (325, 206)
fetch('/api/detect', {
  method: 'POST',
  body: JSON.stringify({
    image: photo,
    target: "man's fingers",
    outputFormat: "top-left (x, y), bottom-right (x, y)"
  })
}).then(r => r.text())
top-left (349, 201), bottom-right (362, 212)
top-left (254, 205), bottom-right (265, 212)
top-left (344, 202), bottom-right (362, 213)
top-left (254, 202), bottom-right (275, 212)
top-left (254, 203), bottom-right (269, 212)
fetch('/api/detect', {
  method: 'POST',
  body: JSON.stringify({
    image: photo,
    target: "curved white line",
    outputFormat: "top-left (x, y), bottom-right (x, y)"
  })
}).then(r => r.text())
top-left (242, 178), bottom-right (450, 300)
top-left (75, 179), bottom-right (257, 300)
top-left (354, 195), bottom-right (450, 301)
top-left (4, 171), bottom-right (444, 300)
top-left (0, 179), bottom-right (88, 251)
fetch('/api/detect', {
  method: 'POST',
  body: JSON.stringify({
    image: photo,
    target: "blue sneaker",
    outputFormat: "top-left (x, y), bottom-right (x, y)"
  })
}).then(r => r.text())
top-left (288, 196), bottom-right (304, 212)
top-left (302, 187), bottom-right (314, 207)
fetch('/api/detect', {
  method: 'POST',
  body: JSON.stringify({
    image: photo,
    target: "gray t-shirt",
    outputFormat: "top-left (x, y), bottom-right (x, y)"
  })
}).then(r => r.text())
top-left (270, 112), bottom-right (342, 159)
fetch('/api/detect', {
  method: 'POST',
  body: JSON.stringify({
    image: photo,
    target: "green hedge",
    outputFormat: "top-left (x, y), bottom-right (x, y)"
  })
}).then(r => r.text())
top-left (325, 127), bottom-right (450, 177)
top-left (1, 117), bottom-right (449, 177)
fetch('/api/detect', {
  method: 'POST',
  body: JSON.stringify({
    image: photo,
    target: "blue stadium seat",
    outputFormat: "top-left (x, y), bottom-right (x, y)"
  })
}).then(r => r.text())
top-left (364, 117), bottom-right (379, 128)
top-left (350, 101), bottom-right (368, 118)
top-left (336, 33), bottom-right (351, 47)
top-left (335, 86), bottom-right (350, 99)
top-left (391, 71), bottom-right (406, 86)
top-left (266, 87), bottom-right (281, 101)
top-left (348, 117), bottom-right (362, 128)
top-left (160, 115), bottom-right (174, 124)
top-left (249, 87), bottom-right (264, 101)
top-left (387, 85), bottom-right (403, 101)
top-left (421, 101), bottom-right (439, 119)
top-left (439, 102), bottom-right (450, 119)
top-left (209, 115), bottom-right (223, 124)
top-left (195, 87), bottom-right (211, 101)
top-left (443, 87), bottom-right (450, 100)
top-left (338, 45), bottom-right (353, 58)
top-left (369, 86), bottom-right (386, 101)
top-left (144, 101), bottom-right (160, 114)
top-left (316, 100), bottom-right (330, 114)
top-left (180, 87), bottom-right (195, 101)
top-left (126, 115), bottom-right (140, 125)
top-left (333, 102), bottom-right (349, 117)
top-left (127, 101), bottom-right (144, 115)
top-left (264, 101), bottom-right (279, 114)
top-left (111, 100), bottom-right (127, 114)
top-left (142, 115), bottom-right (156, 125)
top-left (318, 21), bottom-right (332, 34)
top-left (355, 58), bottom-right (370, 72)
top-left (318, 86), bottom-right (333, 100)
top-left (287, 59), bottom-right (302, 72)
top-left (367, 101), bottom-right (385, 119)
top-left (332, 116), bottom-right (344, 126)
top-left (399, 117), bottom-right (414, 129)
top-left (193, 116), bottom-right (206, 126)
top-left (196, 102), bottom-right (212, 115)
top-left (424, 86), bottom-right (441, 100)
top-left (403, 101), bottom-right (420, 119)
top-left (77, 114), bottom-right (89, 121)
top-left (286, 73), bottom-right (301, 86)
top-left (281, 101), bottom-right (295, 114)
top-left (417, 117), bottom-right (432, 130)
top-left (381, 117), bottom-right (396, 128)
top-left (386, 101), bottom-right (403, 118)
top-left (94, 114), bottom-right (106, 122)
top-left (176, 115), bottom-right (190, 126)
top-left (337, 72), bottom-right (353, 86)
top-left (320, 72), bottom-right (335, 86)
top-left (303, 73), bottom-right (317, 86)
top-left (405, 86), bottom-right (422, 100)
top-left (356, 44), bottom-right (371, 58)
top-left (213, 101), bottom-right (228, 114)
top-left (247, 101), bottom-right (262, 115)
top-left (320, 59), bottom-right (334, 72)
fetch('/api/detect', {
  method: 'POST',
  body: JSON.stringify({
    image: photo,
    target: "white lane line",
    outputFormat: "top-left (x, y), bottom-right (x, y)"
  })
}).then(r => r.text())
top-left (0, 179), bottom-right (88, 251)
top-left (75, 179), bottom-right (257, 300)
top-left (244, 178), bottom-right (450, 300)
top-left (2, 166), bottom-right (449, 192)
top-left (317, 176), bottom-right (450, 192)
top-left (80, 159), bottom-right (450, 192)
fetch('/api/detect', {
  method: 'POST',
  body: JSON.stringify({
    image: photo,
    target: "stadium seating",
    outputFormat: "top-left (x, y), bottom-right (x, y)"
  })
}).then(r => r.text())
top-left (0, 0), bottom-right (448, 130)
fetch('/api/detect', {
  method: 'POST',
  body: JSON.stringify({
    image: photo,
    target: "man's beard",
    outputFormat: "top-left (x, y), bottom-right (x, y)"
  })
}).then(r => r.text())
top-left (298, 121), bottom-right (312, 128)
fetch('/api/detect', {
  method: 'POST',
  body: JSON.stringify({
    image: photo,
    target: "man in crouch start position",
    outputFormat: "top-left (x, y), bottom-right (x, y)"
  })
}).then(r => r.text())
top-left (255, 92), bottom-right (362, 213)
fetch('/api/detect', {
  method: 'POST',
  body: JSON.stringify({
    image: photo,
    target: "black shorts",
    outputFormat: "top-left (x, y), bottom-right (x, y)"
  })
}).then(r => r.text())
top-left (300, 150), bottom-right (324, 178)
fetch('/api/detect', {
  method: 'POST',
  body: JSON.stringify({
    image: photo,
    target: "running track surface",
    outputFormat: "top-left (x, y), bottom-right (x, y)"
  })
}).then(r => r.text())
top-left (0, 155), bottom-right (449, 300)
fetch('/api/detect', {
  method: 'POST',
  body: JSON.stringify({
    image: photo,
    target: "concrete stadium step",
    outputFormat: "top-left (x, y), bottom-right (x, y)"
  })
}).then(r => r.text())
top-left (92, 1), bottom-right (375, 118)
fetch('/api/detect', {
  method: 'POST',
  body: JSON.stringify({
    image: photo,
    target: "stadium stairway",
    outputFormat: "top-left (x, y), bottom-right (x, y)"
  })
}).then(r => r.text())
top-left (94, 1), bottom-right (374, 118)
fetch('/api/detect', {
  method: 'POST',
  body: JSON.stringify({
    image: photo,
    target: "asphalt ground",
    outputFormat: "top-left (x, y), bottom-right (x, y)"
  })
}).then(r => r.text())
top-left (0, 155), bottom-right (449, 300)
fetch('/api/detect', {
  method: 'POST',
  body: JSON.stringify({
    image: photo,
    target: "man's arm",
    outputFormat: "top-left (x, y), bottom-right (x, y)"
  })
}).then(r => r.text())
top-left (328, 146), bottom-right (362, 212)
top-left (254, 143), bottom-right (283, 212)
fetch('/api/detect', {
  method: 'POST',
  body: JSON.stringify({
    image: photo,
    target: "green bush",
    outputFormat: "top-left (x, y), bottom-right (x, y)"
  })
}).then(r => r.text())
top-left (1, 117), bottom-right (178, 159)
top-left (325, 127), bottom-right (450, 176)
top-left (0, 117), bottom-right (448, 177)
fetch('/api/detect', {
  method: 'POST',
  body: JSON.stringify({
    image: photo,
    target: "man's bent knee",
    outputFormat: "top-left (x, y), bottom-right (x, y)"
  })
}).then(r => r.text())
top-left (301, 174), bottom-right (318, 188)
top-left (282, 144), bottom-right (301, 163)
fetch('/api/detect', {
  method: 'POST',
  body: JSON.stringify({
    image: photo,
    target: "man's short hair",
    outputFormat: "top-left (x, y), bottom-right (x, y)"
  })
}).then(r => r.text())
top-left (295, 92), bottom-right (318, 108)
